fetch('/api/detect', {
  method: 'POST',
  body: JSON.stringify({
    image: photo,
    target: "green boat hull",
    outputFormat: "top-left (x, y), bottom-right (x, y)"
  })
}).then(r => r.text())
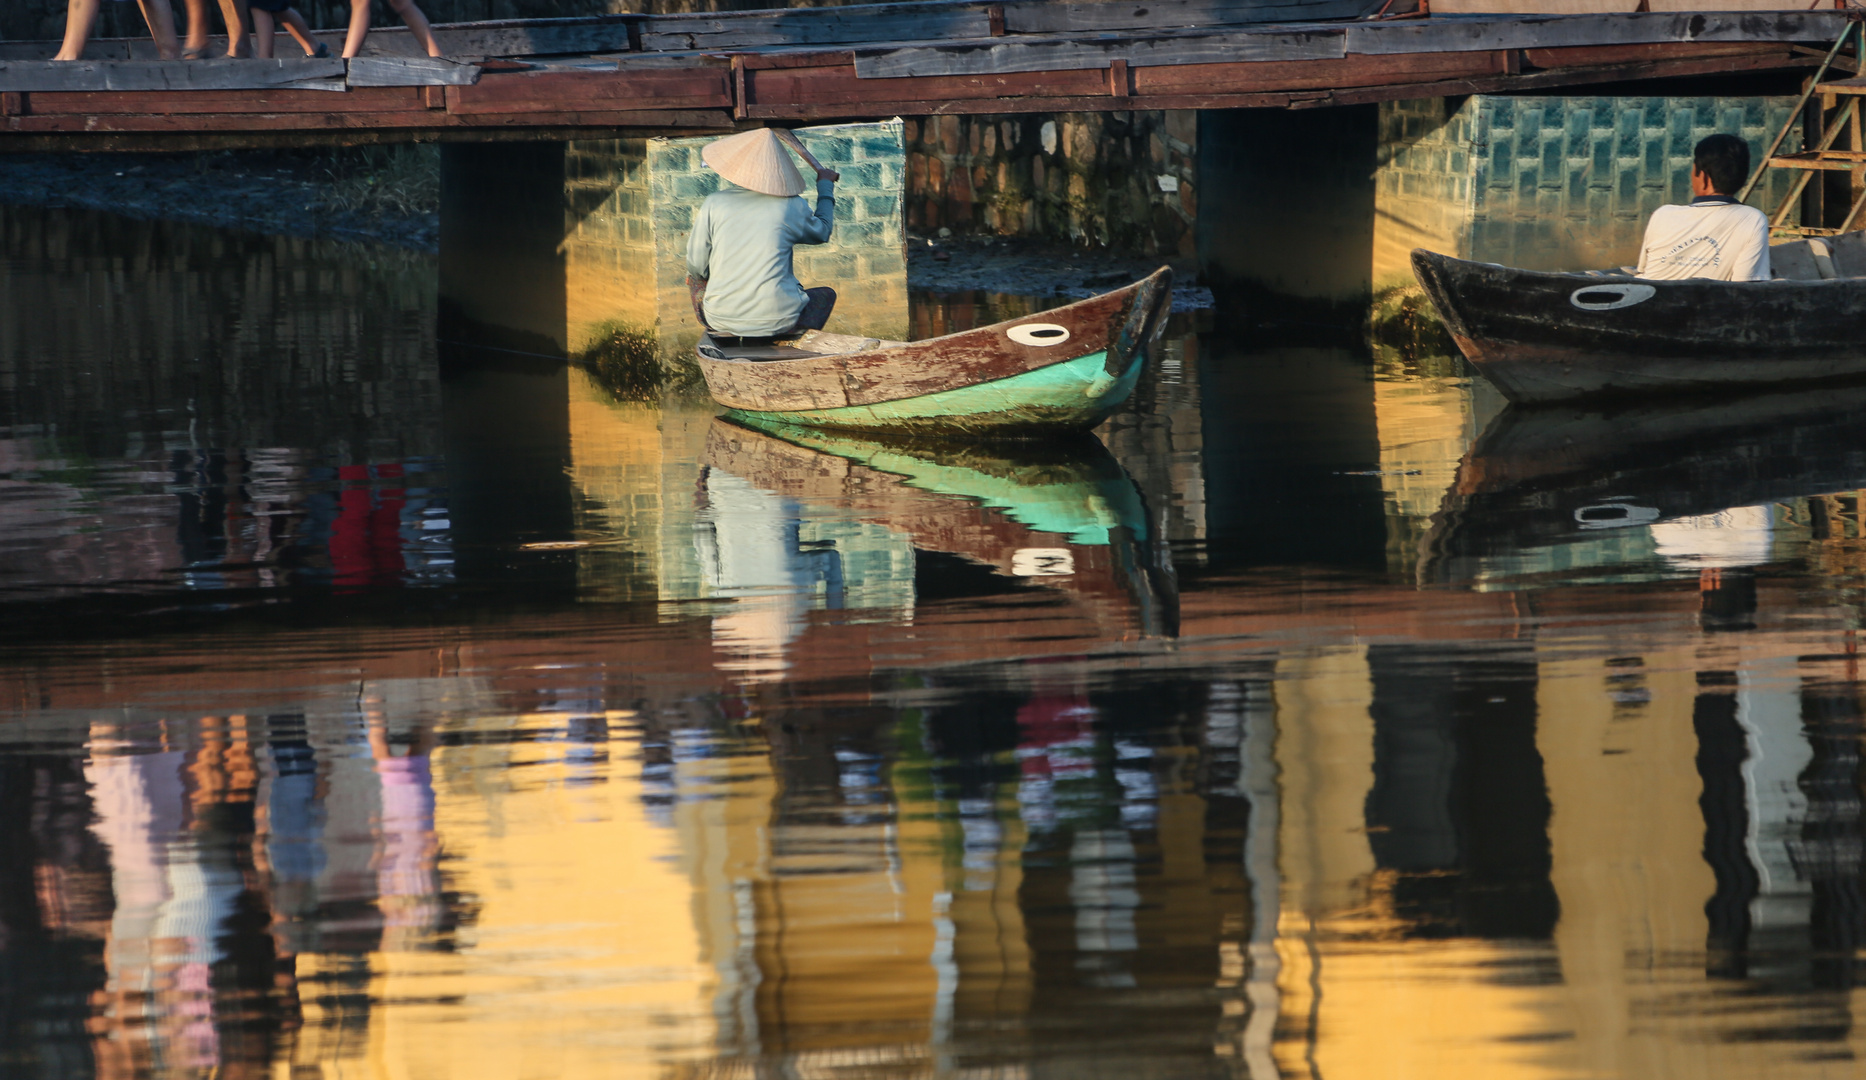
top-left (726, 347), bottom-right (1145, 437)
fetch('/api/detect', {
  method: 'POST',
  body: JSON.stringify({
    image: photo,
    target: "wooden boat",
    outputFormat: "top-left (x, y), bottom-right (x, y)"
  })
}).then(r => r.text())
top-left (703, 417), bottom-right (1177, 636)
top-left (1418, 383), bottom-right (1866, 586)
top-left (1411, 237), bottom-right (1866, 403)
top-left (696, 267), bottom-right (1173, 436)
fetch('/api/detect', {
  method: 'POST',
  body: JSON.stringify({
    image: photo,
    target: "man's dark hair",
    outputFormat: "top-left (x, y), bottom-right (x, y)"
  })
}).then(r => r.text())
top-left (1694, 134), bottom-right (1751, 196)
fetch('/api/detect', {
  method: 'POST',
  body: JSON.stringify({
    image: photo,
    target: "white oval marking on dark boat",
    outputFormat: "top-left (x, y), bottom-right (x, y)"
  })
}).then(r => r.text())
top-left (1012, 548), bottom-right (1075, 576)
top-left (1007, 322), bottom-right (1071, 347)
top-left (1568, 283), bottom-right (1656, 311)
top-left (1574, 502), bottom-right (1661, 529)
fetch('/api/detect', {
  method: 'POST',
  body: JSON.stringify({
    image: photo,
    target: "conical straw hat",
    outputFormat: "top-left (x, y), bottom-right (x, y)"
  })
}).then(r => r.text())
top-left (701, 128), bottom-right (806, 197)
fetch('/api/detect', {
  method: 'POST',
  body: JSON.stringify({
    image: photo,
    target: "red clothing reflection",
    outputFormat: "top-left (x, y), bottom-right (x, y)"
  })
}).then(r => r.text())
top-left (331, 464), bottom-right (406, 588)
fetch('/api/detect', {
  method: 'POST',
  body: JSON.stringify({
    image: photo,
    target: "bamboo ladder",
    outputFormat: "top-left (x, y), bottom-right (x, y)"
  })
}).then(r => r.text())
top-left (1741, 16), bottom-right (1866, 236)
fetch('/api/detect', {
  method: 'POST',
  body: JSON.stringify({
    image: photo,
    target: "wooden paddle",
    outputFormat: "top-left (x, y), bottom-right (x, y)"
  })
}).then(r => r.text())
top-left (774, 127), bottom-right (840, 184)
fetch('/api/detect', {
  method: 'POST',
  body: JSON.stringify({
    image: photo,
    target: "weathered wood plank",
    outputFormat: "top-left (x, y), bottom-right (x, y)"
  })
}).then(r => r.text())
top-left (637, 5), bottom-right (994, 52)
top-left (853, 28), bottom-right (1346, 78)
top-left (347, 56), bottom-right (480, 86)
top-left (1134, 48), bottom-right (1509, 93)
top-left (24, 86), bottom-right (428, 114)
top-left (745, 41), bottom-right (1810, 116)
top-left (1000, 0), bottom-right (1398, 32)
top-left (0, 57), bottom-right (344, 92)
top-left (1523, 39), bottom-right (1786, 67)
top-left (447, 68), bottom-right (731, 114)
top-left (1344, 10), bottom-right (1847, 54)
top-left (750, 63), bottom-right (1111, 105)
top-left (4, 106), bottom-right (733, 133)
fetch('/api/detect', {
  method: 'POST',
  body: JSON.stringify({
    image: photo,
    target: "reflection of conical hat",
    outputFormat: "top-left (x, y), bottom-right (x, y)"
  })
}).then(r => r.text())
top-left (701, 128), bottom-right (806, 197)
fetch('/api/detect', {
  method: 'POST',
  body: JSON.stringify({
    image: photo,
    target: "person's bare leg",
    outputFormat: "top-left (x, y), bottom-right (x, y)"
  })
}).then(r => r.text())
top-left (134, 0), bottom-right (182, 59)
top-left (341, 0), bottom-right (370, 59)
top-left (281, 8), bottom-right (320, 56)
top-left (217, 0), bottom-right (251, 57)
top-left (180, 0), bottom-right (209, 58)
top-left (53, 0), bottom-right (103, 61)
top-left (385, 0), bottom-right (442, 58)
top-left (250, 7), bottom-right (274, 58)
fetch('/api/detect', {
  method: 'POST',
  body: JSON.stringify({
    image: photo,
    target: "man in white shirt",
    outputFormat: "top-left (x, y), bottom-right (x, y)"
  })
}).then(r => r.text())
top-left (1635, 134), bottom-right (1770, 281)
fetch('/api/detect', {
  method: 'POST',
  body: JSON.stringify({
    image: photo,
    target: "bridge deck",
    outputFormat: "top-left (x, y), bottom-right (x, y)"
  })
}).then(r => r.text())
top-left (0, 4), bottom-right (1846, 149)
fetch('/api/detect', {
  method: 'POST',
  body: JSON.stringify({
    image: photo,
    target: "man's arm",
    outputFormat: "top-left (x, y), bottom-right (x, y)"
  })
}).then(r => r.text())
top-left (792, 177), bottom-right (836, 246)
top-left (686, 202), bottom-right (712, 325)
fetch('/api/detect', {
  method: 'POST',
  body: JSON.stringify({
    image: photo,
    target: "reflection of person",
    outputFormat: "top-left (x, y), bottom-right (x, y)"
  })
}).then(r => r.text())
top-left (368, 708), bottom-right (442, 948)
top-left (342, 0), bottom-right (443, 59)
top-left (686, 128), bottom-right (841, 339)
top-left (1635, 134), bottom-right (1770, 281)
top-left (249, 0), bottom-right (329, 58)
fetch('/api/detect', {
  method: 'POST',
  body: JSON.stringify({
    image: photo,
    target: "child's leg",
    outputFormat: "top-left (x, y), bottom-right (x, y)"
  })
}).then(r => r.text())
top-left (341, 0), bottom-right (370, 58)
top-left (180, 0), bottom-right (209, 57)
top-left (250, 6), bottom-right (274, 59)
top-left (281, 7), bottom-right (320, 56)
top-left (384, 0), bottom-right (442, 57)
top-left (53, 0), bottom-right (103, 61)
top-left (135, 0), bottom-right (182, 59)
top-left (218, 0), bottom-right (251, 57)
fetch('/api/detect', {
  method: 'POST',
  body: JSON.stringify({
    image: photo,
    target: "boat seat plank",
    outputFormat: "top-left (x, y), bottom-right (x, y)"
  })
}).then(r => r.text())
top-left (1827, 230), bottom-right (1866, 278)
top-left (1770, 237), bottom-right (1823, 280)
top-left (699, 328), bottom-right (907, 363)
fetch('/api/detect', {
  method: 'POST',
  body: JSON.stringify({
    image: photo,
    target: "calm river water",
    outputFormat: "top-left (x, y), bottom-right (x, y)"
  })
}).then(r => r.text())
top-left (6, 204), bottom-right (1866, 1079)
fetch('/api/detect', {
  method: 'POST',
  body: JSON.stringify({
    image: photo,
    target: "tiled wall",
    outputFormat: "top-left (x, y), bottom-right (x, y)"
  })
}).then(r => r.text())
top-left (559, 120), bottom-right (907, 358)
top-left (1374, 94), bottom-right (1800, 290)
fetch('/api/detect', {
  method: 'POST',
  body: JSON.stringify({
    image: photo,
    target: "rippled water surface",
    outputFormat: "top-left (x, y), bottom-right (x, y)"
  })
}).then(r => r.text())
top-left (7, 205), bottom-right (1866, 1079)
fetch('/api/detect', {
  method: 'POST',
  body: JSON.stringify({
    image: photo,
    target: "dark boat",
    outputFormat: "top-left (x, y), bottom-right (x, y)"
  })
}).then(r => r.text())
top-left (1411, 237), bottom-right (1866, 403)
top-left (697, 268), bottom-right (1173, 437)
top-left (1419, 383), bottom-right (1866, 586)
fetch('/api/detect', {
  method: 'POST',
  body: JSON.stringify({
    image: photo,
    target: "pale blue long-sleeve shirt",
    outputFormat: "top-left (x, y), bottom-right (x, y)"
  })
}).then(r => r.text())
top-left (686, 179), bottom-right (836, 337)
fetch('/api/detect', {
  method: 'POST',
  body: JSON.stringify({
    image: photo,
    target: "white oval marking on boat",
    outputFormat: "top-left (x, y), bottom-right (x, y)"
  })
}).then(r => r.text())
top-left (1012, 548), bottom-right (1075, 576)
top-left (1007, 322), bottom-right (1071, 347)
top-left (1569, 283), bottom-right (1657, 311)
top-left (1574, 502), bottom-right (1661, 529)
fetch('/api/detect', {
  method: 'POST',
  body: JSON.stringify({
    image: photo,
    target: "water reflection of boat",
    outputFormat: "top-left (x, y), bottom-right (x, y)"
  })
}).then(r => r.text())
top-left (702, 418), bottom-right (1177, 635)
top-left (696, 268), bottom-right (1172, 436)
top-left (1411, 245), bottom-right (1866, 403)
top-left (1419, 385), bottom-right (1866, 584)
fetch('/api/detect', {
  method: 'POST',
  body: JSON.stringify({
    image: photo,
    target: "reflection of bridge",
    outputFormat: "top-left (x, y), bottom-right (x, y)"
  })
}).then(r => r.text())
top-left (0, 2), bottom-right (1847, 148)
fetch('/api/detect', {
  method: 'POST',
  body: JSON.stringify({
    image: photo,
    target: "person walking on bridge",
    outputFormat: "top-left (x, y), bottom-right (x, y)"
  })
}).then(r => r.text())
top-left (686, 128), bottom-right (842, 340)
top-left (54, 0), bottom-right (257, 60)
top-left (54, 0), bottom-right (182, 59)
top-left (341, 0), bottom-right (443, 58)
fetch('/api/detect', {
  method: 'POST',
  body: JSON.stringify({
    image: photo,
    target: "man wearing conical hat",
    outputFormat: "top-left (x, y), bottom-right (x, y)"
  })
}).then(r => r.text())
top-left (686, 128), bottom-right (841, 339)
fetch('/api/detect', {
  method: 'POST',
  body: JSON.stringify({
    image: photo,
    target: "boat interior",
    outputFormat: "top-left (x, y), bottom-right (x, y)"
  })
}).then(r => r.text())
top-left (1583, 230), bottom-right (1866, 280)
top-left (1767, 231), bottom-right (1866, 280)
top-left (698, 329), bottom-right (907, 362)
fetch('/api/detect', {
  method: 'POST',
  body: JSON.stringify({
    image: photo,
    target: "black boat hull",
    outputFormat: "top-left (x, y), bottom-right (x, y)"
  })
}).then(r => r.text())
top-left (1411, 248), bottom-right (1866, 403)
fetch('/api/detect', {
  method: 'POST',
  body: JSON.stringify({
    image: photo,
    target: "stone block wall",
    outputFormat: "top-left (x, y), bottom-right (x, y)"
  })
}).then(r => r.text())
top-left (558, 120), bottom-right (907, 359)
top-left (1374, 94), bottom-right (1800, 290)
top-left (905, 111), bottom-right (1198, 256)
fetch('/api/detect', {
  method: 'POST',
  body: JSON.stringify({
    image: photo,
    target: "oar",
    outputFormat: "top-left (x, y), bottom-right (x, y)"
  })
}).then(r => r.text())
top-left (773, 127), bottom-right (840, 184)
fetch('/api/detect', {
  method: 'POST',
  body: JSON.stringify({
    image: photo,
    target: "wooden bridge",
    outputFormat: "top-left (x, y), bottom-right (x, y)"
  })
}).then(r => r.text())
top-left (0, 2), bottom-right (1851, 149)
